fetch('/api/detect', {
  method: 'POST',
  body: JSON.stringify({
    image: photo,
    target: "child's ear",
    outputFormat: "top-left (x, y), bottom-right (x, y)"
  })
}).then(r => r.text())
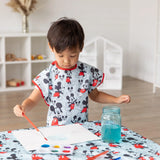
top-left (48, 42), bottom-right (55, 52)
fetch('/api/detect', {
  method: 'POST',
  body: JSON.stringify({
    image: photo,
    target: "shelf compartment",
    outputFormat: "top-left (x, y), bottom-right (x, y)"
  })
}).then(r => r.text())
top-left (6, 63), bottom-right (30, 88)
top-left (5, 37), bottom-right (29, 61)
top-left (31, 36), bottom-right (51, 60)
top-left (31, 62), bottom-right (50, 84)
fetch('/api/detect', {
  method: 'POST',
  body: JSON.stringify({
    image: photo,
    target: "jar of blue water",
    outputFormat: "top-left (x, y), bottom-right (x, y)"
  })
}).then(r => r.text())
top-left (101, 106), bottom-right (121, 143)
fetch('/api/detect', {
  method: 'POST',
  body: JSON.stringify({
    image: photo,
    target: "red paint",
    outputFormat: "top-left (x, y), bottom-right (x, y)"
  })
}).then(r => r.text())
top-left (8, 131), bottom-right (12, 133)
top-left (149, 157), bottom-right (154, 160)
top-left (134, 144), bottom-right (144, 149)
top-left (0, 144), bottom-right (2, 147)
top-left (62, 150), bottom-right (70, 153)
top-left (44, 137), bottom-right (48, 141)
top-left (121, 134), bottom-right (125, 137)
top-left (32, 154), bottom-right (43, 160)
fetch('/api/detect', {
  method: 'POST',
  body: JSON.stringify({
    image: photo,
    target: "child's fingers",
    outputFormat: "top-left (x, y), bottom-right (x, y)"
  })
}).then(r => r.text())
top-left (122, 95), bottom-right (131, 103)
top-left (13, 105), bottom-right (24, 117)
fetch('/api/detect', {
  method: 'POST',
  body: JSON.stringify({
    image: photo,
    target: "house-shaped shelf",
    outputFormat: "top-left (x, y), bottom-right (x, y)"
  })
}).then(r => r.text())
top-left (80, 36), bottom-right (123, 90)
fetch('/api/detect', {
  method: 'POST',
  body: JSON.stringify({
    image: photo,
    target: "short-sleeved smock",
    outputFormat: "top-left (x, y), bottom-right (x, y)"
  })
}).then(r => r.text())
top-left (32, 61), bottom-right (104, 126)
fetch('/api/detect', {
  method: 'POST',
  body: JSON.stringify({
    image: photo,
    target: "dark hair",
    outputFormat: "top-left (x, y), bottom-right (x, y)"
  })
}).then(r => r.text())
top-left (47, 17), bottom-right (85, 53)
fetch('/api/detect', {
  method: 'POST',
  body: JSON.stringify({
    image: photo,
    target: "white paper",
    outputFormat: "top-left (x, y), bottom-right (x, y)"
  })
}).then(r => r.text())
top-left (13, 124), bottom-right (100, 151)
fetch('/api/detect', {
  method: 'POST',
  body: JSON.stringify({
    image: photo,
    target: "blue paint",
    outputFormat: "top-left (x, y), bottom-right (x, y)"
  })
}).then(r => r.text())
top-left (113, 157), bottom-right (121, 160)
top-left (41, 144), bottom-right (50, 148)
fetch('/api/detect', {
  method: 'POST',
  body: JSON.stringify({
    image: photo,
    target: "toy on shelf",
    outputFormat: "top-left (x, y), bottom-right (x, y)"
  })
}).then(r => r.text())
top-left (31, 54), bottom-right (47, 60)
top-left (6, 79), bottom-right (25, 87)
top-left (6, 53), bottom-right (27, 61)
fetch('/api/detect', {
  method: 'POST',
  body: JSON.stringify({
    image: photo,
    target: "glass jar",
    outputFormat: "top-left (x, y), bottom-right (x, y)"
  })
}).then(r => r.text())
top-left (101, 106), bottom-right (121, 143)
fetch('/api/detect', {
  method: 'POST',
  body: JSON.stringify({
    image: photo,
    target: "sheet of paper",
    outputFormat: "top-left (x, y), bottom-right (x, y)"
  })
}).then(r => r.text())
top-left (13, 123), bottom-right (100, 151)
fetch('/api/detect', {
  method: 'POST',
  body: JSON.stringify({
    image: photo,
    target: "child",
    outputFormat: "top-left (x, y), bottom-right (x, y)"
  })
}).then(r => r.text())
top-left (13, 17), bottom-right (130, 126)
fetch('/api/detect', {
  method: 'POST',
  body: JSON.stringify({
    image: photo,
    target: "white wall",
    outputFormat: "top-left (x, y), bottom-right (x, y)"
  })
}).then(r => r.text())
top-left (129, 0), bottom-right (157, 83)
top-left (0, 0), bottom-right (130, 75)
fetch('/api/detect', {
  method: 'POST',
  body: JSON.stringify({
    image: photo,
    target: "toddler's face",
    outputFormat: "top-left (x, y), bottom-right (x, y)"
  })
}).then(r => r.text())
top-left (53, 47), bottom-right (80, 69)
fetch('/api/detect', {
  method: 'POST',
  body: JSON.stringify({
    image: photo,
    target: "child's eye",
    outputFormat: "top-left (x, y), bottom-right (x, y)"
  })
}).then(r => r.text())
top-left (70, 55), bottom-right (76, 58)
top-left (59, 55), bottom-right (63, 57)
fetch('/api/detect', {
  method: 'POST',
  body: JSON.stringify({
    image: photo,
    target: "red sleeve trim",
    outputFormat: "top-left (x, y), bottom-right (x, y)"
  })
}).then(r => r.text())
top-left (32, 80), bottom-right (50, 107)
top-left (97, 73), bottom-right (105, 87)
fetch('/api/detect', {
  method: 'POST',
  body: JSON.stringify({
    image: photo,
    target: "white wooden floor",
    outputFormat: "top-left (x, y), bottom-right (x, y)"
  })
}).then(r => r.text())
top-left (0, 76), bottom-right (160, 144)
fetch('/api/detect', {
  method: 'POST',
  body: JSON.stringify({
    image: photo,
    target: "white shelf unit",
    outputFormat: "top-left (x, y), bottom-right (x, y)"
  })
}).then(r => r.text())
top-left (0, 33), bottom-right (53, 92)
top-left (0, 34), bottom-right (122, 92)
top-left (153, 0), bottom-right (160, 93)
top-left (80, 36), bottom-right (123, 90)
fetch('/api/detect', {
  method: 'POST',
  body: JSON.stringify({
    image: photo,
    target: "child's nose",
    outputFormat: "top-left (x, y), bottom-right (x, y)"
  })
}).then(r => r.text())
top-left (64, 58), bottom-right (70, 63)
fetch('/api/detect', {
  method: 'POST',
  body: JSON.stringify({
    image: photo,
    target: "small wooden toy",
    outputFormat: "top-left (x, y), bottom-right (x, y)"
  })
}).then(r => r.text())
top-left (31, 54), bottom-right (47, 60)
top-left (6, 79), bottom-right (25, 87)
top-left (6, 53), bottom-right (27, 61)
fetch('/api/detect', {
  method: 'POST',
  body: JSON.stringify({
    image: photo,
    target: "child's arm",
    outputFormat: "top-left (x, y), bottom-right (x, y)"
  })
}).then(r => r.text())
top-left (89, 88), bottom-right (130, 104)
top-left (13, 88), bottom-right (42, 117)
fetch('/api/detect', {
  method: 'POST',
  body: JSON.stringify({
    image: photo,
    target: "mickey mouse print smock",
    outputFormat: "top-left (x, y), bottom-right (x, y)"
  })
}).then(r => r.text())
top-left (32, 61), bottom-right (104, 126)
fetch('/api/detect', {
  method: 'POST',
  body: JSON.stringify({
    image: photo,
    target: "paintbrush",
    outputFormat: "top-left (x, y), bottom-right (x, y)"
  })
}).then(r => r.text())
top-left (22, 112), bottom-right (48, 141)
top-left (87, 150), bottom-right (109, 160)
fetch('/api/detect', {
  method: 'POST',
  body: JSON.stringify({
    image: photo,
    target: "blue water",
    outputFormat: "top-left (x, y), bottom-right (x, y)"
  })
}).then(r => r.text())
top-left (101, 124), bottom-right (121, 143)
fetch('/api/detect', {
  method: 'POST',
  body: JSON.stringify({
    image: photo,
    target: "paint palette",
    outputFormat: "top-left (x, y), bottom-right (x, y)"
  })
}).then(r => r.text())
top-left (36, 144), bottom-right (75, 154)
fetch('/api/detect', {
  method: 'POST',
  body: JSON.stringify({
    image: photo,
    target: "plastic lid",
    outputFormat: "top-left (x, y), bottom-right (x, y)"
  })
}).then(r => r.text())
top-left (102, 106), bottom-right (120, 114)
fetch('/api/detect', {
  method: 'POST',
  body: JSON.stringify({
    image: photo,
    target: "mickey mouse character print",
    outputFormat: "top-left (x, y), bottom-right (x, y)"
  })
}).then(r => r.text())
top-left (33, 61), bottom-right (104, 126)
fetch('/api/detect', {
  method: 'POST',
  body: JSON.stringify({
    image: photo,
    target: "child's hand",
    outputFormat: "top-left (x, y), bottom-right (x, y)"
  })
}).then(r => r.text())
top-left (13, 105), bottom-right (24, 117)
top-left (116, 95), bottom-right (131, 104)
